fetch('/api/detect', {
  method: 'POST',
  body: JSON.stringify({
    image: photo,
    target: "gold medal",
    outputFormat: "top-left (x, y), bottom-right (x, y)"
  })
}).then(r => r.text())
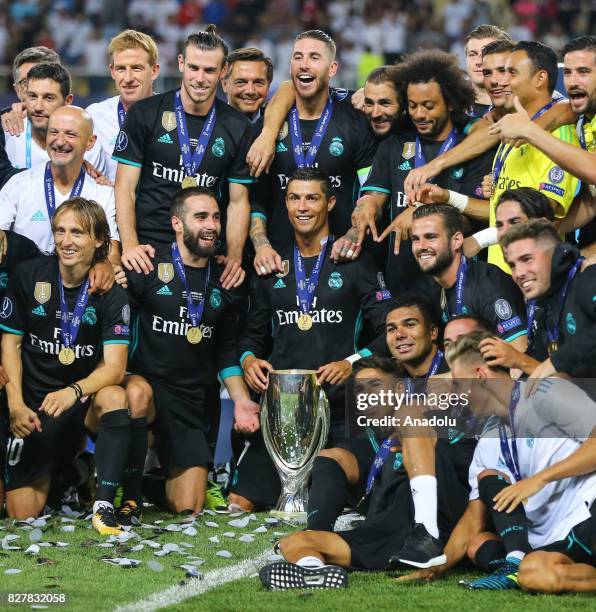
top-left (297, 313), bottom-right (313, 331)
top-left (181, 175), bottom-right (197, 189)
top-left (547, 341), bottom-right (559, 355)
top-left (186, 327), bottom-right (202, 344)
top-left (58, 347), bottom-right (76, 365)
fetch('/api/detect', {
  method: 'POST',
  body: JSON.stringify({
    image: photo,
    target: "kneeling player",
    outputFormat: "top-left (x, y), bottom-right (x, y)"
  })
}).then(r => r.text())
top-left (0, 198), bottom-right (131, 535)
top-left (123, 186), bottom-right (258, 517)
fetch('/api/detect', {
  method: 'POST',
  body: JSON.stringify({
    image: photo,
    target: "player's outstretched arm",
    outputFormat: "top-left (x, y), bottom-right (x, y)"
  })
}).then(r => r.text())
top-left (222, 182), bottom-right (250, 289)
top-left (246, 80), bottom-right (296, 177)
top-left (251, 215), bottom-right (283, 275)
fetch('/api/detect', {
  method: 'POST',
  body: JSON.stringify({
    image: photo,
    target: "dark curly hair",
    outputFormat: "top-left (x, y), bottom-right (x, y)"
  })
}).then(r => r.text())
top-left (395, 50), bottom-right (476, 129)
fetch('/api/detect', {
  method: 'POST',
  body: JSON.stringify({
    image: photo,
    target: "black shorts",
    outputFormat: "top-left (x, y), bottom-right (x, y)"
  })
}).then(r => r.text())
top-left (2, 399), bottom-right (87, 491)
top-left (536, 502), bottom-right (596, 565)
top-left (230, 418), bottom-right (350, 509)
top-left (149, 380), bottom-right (220, 478)
top-left (338, 438), bottom-right (473, 571)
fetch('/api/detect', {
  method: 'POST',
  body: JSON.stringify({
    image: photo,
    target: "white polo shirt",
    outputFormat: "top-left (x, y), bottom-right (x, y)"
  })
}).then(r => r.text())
top-left (86, 95), bottom-right (121, 182)
top-left (3, 117), bottom-right (107, 173)
top-left (0, 163), bottom-right (119, 253)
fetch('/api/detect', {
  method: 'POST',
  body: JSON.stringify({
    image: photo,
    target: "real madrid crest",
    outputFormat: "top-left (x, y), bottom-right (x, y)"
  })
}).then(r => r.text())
top-left (402, 142), bottom-right (415, 160)
top-left (161, 111), bottom-right (177, 132)
top-left (158, 263), bottom-right (175, 284)
top-left (276, 260), bottom-right (290, 278)
top-left (34, 282), bottom-right (51, 304)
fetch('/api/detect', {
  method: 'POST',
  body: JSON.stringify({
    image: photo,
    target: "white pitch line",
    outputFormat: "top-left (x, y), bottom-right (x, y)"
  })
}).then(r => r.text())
top-left (115, 550), bottom-right (270, 612)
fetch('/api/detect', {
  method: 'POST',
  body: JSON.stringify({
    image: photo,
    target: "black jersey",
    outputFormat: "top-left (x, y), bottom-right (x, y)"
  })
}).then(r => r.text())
top-left (0, 230), bottom-right (40, 298)
top-left (112, 92), bottom-right (255, 246)
top-left (126, 246), bottom-right (244, 390)
top-left (362, 129), bottom-right (494, 295)
top-left (529, 244), bottom-right (596, 377)
top-left (0, 256), bottom-right (130, 408)
top-left (252, 96), bottom-right (377, 252)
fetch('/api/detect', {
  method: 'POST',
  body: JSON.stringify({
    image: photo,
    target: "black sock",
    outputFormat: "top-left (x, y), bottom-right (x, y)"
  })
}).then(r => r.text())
top-left (95, 409), bottom-right (131, 504)
top-left (307, 456), bottom-right (349, 531)
top-left (474, 539), bottom-right (507, 573)
top-left (142, 473), bottom-right (169, 510)
top-left (121, 417), bottom-right (148, 505)
top-left (478, 474), bottom-right (531, 555)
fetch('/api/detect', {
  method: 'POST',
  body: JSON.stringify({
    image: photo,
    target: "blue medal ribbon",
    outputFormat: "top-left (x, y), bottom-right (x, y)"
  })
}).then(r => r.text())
top-left (174, 90), bottom-right (217, 180)
top-left (546, 256), bottom-right (583, 348)
top-left (44, 162), bottom-right (85, 220)
top-left (404, 348), bottom-right (444, 395)
top-left (25, 120), bottom-right (32, 168)
top-left (58, 272), bottom-right (90, 353)
top-left (288, 98), bottom-right (334, 168)
top-left (492, 100), bottom-right (557, 194)
top-left (526, 300), bottom-right (537, 343)
top-left (293, 237), bottom-right (331, 317)
top-left (414, 128), bottom-right (458, 179)
top-left (442, 255), bottom-right (467, 321)
top-left (117, 99), bottom-right (126, 129)
top-left (171, 242), bottom-right (211, 329)
top-left (498, 381), bottom-right (522, 482)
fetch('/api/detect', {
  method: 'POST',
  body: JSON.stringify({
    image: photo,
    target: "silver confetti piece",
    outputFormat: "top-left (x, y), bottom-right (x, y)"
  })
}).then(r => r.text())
top-left (205, 521), bottom-right (218, 528)
top-left (182, 526), bottom-right (197, 537)
top-left (147, 560), bottom-right (163, 572)
top-left (216, 550), bottom-right (232, 558)
top-left (5, 568), bottom-right (22, 574)
top-left (29, 529), bottom-right (43, 543)
top-left (227, 516), bottom-right (250, 528)
top-left (208, 536), bottom-right (219, 544)
top-left (25, 544), bottom-right (40, 555)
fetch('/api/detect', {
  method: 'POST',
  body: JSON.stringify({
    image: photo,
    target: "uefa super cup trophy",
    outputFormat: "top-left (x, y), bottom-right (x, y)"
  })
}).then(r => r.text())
top-left (261, 370), bottom-right (330, 520)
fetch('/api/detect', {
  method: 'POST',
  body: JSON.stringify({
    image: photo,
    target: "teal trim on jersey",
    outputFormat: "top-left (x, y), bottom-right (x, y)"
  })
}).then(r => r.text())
top-left (228, 177), bottom-right (256, 184)
top-left (0, 323), bottom-right (23, 335)
top-left (504, 329), bottom-right (527, 343)
top-left (353, 309), bottom-right (364, 352)
top-left (358, 348), bottom-right (373, 358)
top-left (220, 366), bottom-right (243, 380)
top-left (449, 432), bottom-right (465, 445)
top-left (366, 427), bottom-right (380, 452)
top-left (463, 118), bottom-right (478, 135)
top-left (112, 156), bottom-right (142, 168)
top-left (103, 340), bottom-right (130, 345)
top-left (567, 530), bottom-right (592, 556)
top-left (129, 314), bottom-right (140, 358)
top-left (251, 212), bottom-right (267, 221)
top-left (240, 351), bottom-right (255, 364)
top-left (361, 185), bottom-right (391, 194)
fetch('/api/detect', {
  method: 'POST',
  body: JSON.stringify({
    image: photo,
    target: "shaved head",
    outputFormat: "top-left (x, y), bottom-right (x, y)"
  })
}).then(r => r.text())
top-left (48, 105), bottom-right (94, 136)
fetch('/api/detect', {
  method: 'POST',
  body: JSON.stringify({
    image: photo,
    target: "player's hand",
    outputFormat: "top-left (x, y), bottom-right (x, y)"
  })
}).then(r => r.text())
top-left (481, 174), bottom-right (493, 199)
top-left (395, 567), bottom-right (444, 582)
top-left (0, 229), bottom-right (7, 265)
top-left (488, 96), bottom-right (531, 142)
top-left (88, 260), bottom-right (115, 294)
top-left (217, 255), bottom-right (245, 289)
top-left (83, 160), bottom-right (112, 186)
top-left (40, 387), bottom-right (78, 418)
top-left (2, 103), bottom-right (26, 136)
top-left (113, 264), bottom-right (128, 289)
top-left (9, 404), bottom-right (42, 438)
top-left (492, 474), bottom-right (545, 513)
top-left (351, 195), bottom-right (381, 244)
top-left (317, 360), bottom-right (352, 385)
top-left (330, 227), bottom-right (361, 262)
top-left (377, 206), bottom-right (415, 255)
top-left (479, 336), bottom-right (526, 370)
top-left (525, 358), bottom-right (556, 397)
top-left (404, 160), bottom-right (441, 202)
top-left (351, 88), bottom-right (365, 111)
top-left (463, 236), bottom-right (481, 258)
top-left (121, 243), bottom-right (155, 274)
top-left (233, 398), bottom-right (260, 434)
top-left (246, 129), bottom-right (276, 177)
top-left (410, 183), bottom-right (449, 207)
top-left (241, 355), bottom-right (273, 393)
top-left (254, 244), bottom-right (283, 276)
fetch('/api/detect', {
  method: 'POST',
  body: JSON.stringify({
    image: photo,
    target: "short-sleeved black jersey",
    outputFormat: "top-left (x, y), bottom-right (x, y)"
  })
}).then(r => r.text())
top-left (0, 230), bottom-right (40, 299)
top-left (125, 246), bottom-right (245, 390)
top-left (239, 246), bottom-right (392, 405)
top-left (0, 256), bottom-right (130, 408)
top-left (252, 97), bottom-right (377, 252)
top-left (529, 244), bottom-right (596, 377)
top-left (112, 92), bottom-right (255, 246)
top-left (362, 130), bottom-right (494, 294)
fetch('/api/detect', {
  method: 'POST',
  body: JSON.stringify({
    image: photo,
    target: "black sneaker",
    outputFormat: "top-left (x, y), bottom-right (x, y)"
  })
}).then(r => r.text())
top-left (116, 500), bottom-right (142, 527)
top-left (388, 523), bottom-right (446, 569)
top-left (259, 562), bottom-right (348, 590)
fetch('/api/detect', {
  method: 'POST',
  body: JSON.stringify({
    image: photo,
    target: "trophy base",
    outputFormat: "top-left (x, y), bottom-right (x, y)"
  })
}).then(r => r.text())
top-left (270, 510), bottom-right (307, 524)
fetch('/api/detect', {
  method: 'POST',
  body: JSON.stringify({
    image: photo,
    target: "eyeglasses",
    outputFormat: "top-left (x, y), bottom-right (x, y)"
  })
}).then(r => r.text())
top-left (14, 78), bottom-right (27, 90)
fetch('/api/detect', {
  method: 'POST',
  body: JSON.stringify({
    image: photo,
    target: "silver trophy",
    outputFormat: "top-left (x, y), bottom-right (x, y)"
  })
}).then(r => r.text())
top-left (261, 369), bottom-right (330, 521)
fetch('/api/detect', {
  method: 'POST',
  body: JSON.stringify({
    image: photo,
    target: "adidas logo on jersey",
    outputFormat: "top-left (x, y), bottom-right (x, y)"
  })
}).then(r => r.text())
top-left (157, 133), bottom-right (174, 144)
top-left (157, 285), bottom-right (172, 295)
top-left (276, 142), bottom-right (288, 153)
top-left (398, 161), bottom-right (412, 171)
top-left (32, 304), bottom-right (46, 316)
top-left (31, 210), bottom-right (46, 222)
top-left (273, 278), bottom-right (286, 289)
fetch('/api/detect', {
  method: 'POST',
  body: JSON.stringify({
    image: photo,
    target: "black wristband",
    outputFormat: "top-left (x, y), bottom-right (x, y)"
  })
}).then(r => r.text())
top-left (68, 383), bottom-right (83, 400)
